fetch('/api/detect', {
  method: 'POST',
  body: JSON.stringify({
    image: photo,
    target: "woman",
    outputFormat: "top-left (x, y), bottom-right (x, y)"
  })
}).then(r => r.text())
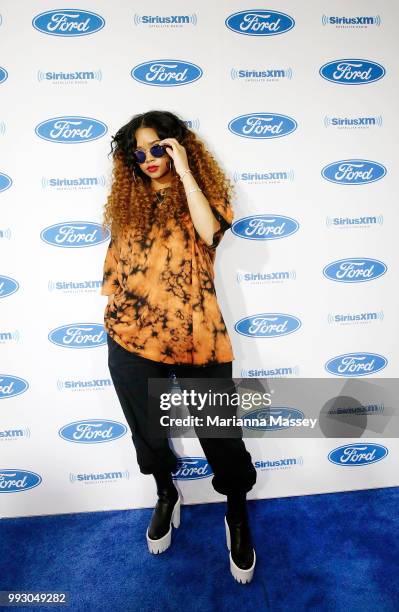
top-left (101, 110), bottom-right (257, 584)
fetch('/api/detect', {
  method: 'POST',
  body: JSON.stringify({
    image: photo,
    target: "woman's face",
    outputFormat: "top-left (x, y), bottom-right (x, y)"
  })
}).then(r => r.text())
top-left (134, 126), bottom-right (172, 182)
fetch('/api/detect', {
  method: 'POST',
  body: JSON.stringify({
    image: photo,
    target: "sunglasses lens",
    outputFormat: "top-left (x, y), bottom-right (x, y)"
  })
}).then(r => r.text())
top-left (133, 150), bottom-right (146, 164)
top-left (151, 144), bottom-right (165, 157)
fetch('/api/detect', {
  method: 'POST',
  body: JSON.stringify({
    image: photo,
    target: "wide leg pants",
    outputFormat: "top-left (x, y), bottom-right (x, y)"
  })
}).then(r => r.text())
top-left (107, 334), bottom-right (257, 496)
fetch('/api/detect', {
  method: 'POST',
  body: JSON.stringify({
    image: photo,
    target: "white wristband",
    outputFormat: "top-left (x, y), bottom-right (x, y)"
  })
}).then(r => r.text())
top-left (187, 187), bottom-right (202, 195)
top-left (179, 168), bottom-right (192, 180)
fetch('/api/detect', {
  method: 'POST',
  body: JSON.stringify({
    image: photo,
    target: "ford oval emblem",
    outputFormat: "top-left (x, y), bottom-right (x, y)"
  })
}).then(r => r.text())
top-left (328, 443), bottom-right (388, 466)
top-left (131, 59), bottom-right (202, 86)
top-left (228, 113), bottom-right (297, 139)
top-left (232, 215), bottom-right (299, 240)
top-left (172, 457), bottom-right (213, 480)
top-left (32, 9), bottom-right (105, 37)
top-left (325, 352), bottom-right (387, 376)
top-left (0, 375), bottom-right (29, 399)
top-left (225, 10), bottom-right (295, 36)
top-left (319, 59), bottom-right (385, 85)
top-left (59, 419), bottom-right (127, 443)
top-left (235, 313), bottom-right (301, 338)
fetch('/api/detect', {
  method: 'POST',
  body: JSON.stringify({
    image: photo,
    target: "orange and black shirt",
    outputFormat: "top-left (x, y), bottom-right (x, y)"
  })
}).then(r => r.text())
top-left (100, 192), bottom-right (235, 366)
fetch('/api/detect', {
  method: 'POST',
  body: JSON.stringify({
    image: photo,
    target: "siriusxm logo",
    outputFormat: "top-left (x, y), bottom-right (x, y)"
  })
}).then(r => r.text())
top-left (324, 115), bottom-right (381, 129)
top-left (0, 67), bottom-right (7, 84)
top-left (0, 228), bottom-right (12, 240)
top-left (0, 428), bottom-right (28, 440)
top-left (325, 353), bottom-right (387, 376)
top-left (328, 404), bottom-right (384, 416)
top-left (255, 456), bottom-right (303, 470)
top-left (131, 60), bottom-right (202, 86)
top-left (41, 222), bottom-right (109, 248)
top-left (321, 160), bottom-right (386, 185)
top-left (327, 310), bottom-right (382, 326)
top-left (233, 169), bottom-right (293, 184)
top-left (232, 215), bottom-right (299, 240)
top-left (71, 470), bottom-right (129, 483)
top-left (323, 258), bottom-right (387, 283)
top-left (59, 419), bottom-right (127, 443)
top-left (328, 443), bottom-right (388, 466)
top-left (0, 275), bottom-right (19, 298)
top-left (231, 67), bottom-right (292, 81)
top-left (48, 324), bottom-right (106, 348)
top-left (42, 175), bottom-right (106, 190)
top-left (229, 113), bottom-right (297, 138)
top-left (0, 470), bottom-right (42, 493)
top-left (32, 10), bottom-right (105, 36)
top-left (237, 270), bottom-right (295, 284)
top-left (172, 457), bottom-right (212, 480)
top-left (235, 314), bottom-right (301, 338)
top-left (57, 378), bottom-right (112, 391)
top-left (48, 279), bottom-right (102, 293)
top-left (38, 70), bottom-right (102, 83)
top-left (0, 330), bottom-right (20, 344)
top-left (225, 10), bottom-right (294, 36)
top-left (241, 366), bottom-right (299, 378)
top-left (0, 172), bottom-right (12, 192)
top-left (36, 116), bottom-right (107, 143)
top-left (319, 59), bottom-right (385, 84)
top-left (322, 15), bottom-right (381, 28)
top-left (133, 13), bottom-right (196, 27)
top-left (243, 407), bottom-right (305, 431)
top-left (326, 215), bottom-right (382, 228)
top-left (0, 375), bottom-right (29, 399)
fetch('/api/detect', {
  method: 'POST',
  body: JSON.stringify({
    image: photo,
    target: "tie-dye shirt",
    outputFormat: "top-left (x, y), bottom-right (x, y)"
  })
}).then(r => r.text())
top-left (100, 192), bottom-right (235, 366)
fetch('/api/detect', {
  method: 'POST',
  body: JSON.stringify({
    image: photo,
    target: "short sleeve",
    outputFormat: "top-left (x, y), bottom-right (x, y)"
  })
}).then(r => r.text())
top-left (100, 237), bottom-right (120, 296)
top-left (195, 197), bottom-right (234, 250)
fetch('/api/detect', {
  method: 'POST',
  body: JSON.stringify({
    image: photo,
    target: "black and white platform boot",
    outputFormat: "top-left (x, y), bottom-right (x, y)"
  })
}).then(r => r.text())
top-left (224, 491), bottom-right (256, 583)
top-left (146, 470), bottom-right (180, 554)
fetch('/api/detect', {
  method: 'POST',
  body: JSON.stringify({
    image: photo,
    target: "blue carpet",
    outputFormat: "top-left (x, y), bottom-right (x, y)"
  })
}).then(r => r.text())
top-left (1, 486), bottom-right (398, 612)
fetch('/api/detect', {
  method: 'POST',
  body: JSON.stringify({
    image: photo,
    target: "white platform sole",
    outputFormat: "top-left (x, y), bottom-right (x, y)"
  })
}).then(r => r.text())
top-left (146, 495), bottom-right (181, 554)
top-left (224, 515), bottom-right (256, 584)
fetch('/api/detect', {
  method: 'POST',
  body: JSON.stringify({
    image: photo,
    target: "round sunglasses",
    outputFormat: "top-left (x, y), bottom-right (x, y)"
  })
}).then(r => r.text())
top-left (133, 143), bottom-right (167, 164)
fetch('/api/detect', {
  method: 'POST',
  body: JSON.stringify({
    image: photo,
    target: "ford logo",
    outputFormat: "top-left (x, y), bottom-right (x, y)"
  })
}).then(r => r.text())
top-left (59, 419), bottom-right (127, 443)
top-left (244, 407), bottom-right (305, 430)
top-left (320, 59), bottom-right (385, 85)
top-left (40, 222), bottom-right (109, 248)
top-left (323, 258), bottom-right (387, 282)
top-left (328, 443), bottom-right (388, 466)
top-left (0, 172), bottom-right (12, 192)
top-left (235, 313), bottom-right (301, 338)
top-left (0, 469), bottom-right (42, 493)
top-left (48, 323), bottom-right (106, 348)
top-left (131, 59), bottom-right (202, 87)
top-left (321, 159), bottom-right (386, 185)
top-left (232, 214), bottom-right (299, 240)
top-left (0, 67), bottom-right (8, 84)
top-left (225, 9), bottom-right (295, 36)
top-left (0, 275), bottom-right (19, 298)
top-left (0, 375), bottom-right (29, 399)
top-left (32, 9), bottom-right (105, 37)
top-left (325, 352), bottom-right (387, 377)
top-left (172, 457), bottom-right (213, 480)
top-left (228, 113), bottom-right (297, 139)
top-left (35, 116), bottom-right (107, 143)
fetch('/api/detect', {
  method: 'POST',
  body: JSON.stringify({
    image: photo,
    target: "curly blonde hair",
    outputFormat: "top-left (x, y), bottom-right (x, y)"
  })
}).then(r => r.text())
top-left (102, 110), bottom-right (235, 241)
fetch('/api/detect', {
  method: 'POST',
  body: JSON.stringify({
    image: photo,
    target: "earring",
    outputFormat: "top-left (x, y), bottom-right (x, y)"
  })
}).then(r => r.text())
top-left (132, 166), bottom-right (137, 182)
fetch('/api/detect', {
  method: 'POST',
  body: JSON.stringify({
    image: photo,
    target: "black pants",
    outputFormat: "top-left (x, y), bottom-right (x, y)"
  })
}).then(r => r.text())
top-left (107, 334), bottom-right (257, 496)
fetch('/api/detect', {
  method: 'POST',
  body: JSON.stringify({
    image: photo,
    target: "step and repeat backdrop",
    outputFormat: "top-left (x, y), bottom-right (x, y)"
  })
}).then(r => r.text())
top-left (1, 1), bottom-right (398, 518)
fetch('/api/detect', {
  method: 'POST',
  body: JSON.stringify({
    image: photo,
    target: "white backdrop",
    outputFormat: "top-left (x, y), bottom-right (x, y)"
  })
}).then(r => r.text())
top-left (1, 1), bottom-right (398, 518)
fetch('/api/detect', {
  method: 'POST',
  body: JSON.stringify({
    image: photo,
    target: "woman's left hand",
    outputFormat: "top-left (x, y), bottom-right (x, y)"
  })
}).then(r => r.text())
top-left (158, 138), bottom-right (189, 177)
